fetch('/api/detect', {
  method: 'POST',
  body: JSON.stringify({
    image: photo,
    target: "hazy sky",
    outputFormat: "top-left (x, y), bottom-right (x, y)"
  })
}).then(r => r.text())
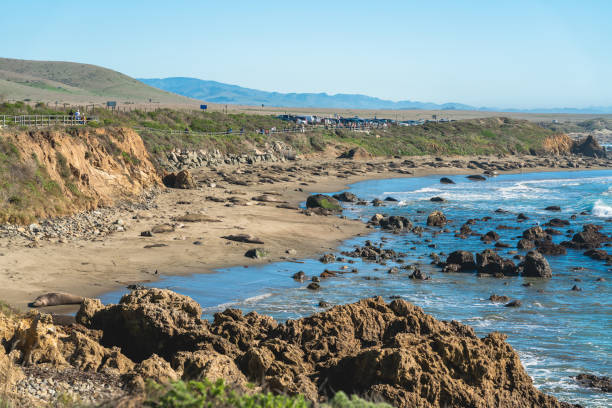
top-left (2, 0), bottom-right (611, 108)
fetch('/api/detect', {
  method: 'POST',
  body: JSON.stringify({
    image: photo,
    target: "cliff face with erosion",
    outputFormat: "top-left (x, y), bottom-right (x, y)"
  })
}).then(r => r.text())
top-left (0, 127), bottom-right (160, 223)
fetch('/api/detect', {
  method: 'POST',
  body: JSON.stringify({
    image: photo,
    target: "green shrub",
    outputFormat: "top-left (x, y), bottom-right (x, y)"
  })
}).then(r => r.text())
top-left (145, 379), bottom-right (309, 408)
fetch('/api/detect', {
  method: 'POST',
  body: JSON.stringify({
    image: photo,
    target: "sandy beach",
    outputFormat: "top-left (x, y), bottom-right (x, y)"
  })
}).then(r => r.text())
top-left (0, 153), bottom-right (609, 313)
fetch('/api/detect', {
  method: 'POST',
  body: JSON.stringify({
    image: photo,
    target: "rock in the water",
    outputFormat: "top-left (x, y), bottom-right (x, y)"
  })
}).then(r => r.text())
top-left (408, 268), bottom-right (429, 280)
top-left (466, 174), bottom-right (486, 181)
top-left (521, 251), bottom-right (552, 278)
top-left (427, 210), bottom-right (447, 227)
top-left (505, 300), bottom-right (522, 307)
top-left (476, 249), bottom-right (517, 276)
top-left (489, 294), bottom-right (510, 303)
top-left (481, 230), bottom-right (500, 242)
top-left (333, 192), bottom-right (359, 202)
top-left (306, 194), bottom-right (342, 212)
top-left (544, 205), bottom-right (561, 212)
top-left (439, 177), bottom-right (455, 184)
top-left (430, 196), bottom-right (446, 202)
top-left (573, 373), bottom-right (612, 392)
top-left (523, 226), bottom-right (548, 241)
top-left (445, 250), bottom-right (476, 271)
top-left (379, 215), bottom-right (412, 231)
top-left (563, 224), bottom-right (610, 249)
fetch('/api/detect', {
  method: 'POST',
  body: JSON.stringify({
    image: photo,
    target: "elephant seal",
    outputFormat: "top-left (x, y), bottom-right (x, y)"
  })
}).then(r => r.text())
top-left (29, 292), bottom-right (84, 307)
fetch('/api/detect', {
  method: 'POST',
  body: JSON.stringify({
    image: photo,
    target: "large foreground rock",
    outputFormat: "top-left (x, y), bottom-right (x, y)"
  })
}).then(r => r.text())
top-left (76, 289), bottom-right (574, 407)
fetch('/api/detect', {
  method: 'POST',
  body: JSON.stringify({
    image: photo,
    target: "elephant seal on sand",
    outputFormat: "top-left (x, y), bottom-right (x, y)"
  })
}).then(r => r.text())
top-left (29, 292), bottom-right (84, 307)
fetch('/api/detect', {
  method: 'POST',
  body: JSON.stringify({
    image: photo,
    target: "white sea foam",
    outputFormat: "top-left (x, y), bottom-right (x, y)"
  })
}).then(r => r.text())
top-left (592, 199), bottom-right (612, 217)
top-left (243, 293), bottom-right (273, 303)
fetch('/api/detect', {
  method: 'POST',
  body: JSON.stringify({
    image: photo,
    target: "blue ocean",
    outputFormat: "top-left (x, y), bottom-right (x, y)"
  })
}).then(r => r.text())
top-left (102, 169), bottom-right (612, 407)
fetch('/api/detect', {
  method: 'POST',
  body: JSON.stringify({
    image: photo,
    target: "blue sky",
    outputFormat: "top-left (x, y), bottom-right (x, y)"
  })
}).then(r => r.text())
top-left (2, 1), bottom-right (611, 108)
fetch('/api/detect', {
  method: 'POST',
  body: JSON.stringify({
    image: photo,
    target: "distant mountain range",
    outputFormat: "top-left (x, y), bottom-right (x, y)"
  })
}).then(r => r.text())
top-left (139, 77), bottom-right (612, 114)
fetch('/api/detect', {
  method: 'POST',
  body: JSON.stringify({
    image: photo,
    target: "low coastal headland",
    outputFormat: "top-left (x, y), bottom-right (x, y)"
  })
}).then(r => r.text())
top-left (0, 103), bottom-right (610, 407)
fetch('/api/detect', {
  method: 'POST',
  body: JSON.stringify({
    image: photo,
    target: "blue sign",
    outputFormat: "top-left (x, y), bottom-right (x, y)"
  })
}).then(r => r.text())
top-left (200, 104), bottom-right (207, 110)
top-left (106, 101), bottom-right (116, 107)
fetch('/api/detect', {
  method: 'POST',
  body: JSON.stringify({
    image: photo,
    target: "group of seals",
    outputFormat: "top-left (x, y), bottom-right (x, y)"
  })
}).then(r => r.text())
top-left (29, 292), bottom-right (84, 307)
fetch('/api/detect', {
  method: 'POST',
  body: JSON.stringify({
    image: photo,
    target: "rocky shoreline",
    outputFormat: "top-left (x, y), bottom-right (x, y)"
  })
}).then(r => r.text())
top-left (0, 288), bottom-right (587, 407)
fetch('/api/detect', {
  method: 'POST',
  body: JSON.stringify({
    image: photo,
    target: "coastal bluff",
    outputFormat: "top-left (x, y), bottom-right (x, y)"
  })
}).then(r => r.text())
top-left (2, 289), bottom-right (579, 407)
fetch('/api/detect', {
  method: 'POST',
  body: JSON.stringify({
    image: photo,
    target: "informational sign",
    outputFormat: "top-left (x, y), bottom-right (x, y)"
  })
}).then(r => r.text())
top-left (200, 104), bottom-right (207, 110)
top-left (106, 101), bottom-right (117, 107)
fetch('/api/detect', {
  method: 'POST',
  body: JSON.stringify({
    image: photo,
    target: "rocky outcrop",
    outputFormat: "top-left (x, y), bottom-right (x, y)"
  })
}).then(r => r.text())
top-left (161, 141), bottom-right (296, 171)
top-left (562, 224), bottom-right (610, 249)
top-left (2, 289), bottom-right (578, 407)
top-left (73, 290), bottom-right (573, 407)
top-left (571, 135), bottom-right (607, 158)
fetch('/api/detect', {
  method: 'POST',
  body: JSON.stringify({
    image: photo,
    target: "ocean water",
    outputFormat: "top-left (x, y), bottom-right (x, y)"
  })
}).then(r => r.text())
top-left (102, 170), bottom-right (612, 407)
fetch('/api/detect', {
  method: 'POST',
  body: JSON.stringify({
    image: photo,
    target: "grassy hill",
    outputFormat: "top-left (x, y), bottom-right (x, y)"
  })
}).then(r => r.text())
top-left (0, 58), bottom-right (198, 105)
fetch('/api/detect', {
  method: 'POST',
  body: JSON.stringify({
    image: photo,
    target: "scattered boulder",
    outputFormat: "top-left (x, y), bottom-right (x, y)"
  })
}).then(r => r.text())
top-left (489, 294), bottom-right (510, 303)
top-left (426, 210), bottom-right (447, 227)
top-left (319, 253), bottom-right (336, 263)
top-left (481, 230), bottom-right (500, 243)
top-left (563, 224), bottom-right (610, 249)
top-left (584, 249), bottom-right (612, 262)
top-left (439, 177), bottom-right (455, 184)
top-left (445, 251), bottom-right (476, 271)
top-left (306, 194), bottom-right (342, 212)
top-left (408, 268), bottom-right (429, 280)
top-left (573, 373), bottom-right (612, 392)
top-left (379, 215), bottom-right (412, 231)
top-left (430, 196), bottom-right (446, 202)
top-left (517, 238), bottom-right (535, 250)
top-left (163, 170), bottom-right (196, 189)
top-left (333, 192), bottom-right (359, 202)
top-left (466, 174), bottom-right (486, 181)
top-left (476, 249), bottom-right (518, 276)
top-left (545, 218), bottom-right (570, 227)
top-left (544, 206), bottom-right (561, 212)
top-left (505, 300), bottom-right (522, 308)
top-left (521, 251), bottom-right (552, 278)
top-left (245, 248), bottom-right (269, 259)
top-left (292, 271), bottom-right (306, 281)
top-left (523, 226), bottom-right (548, 241)
top-left (306, 282), bottom-right (320, 290)
top-left (535, 241), bottom-right (567, 255)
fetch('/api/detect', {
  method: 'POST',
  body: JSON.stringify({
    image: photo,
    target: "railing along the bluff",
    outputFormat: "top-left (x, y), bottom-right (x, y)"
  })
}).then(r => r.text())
top-left (0, 115), bottom-right (98, 127)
